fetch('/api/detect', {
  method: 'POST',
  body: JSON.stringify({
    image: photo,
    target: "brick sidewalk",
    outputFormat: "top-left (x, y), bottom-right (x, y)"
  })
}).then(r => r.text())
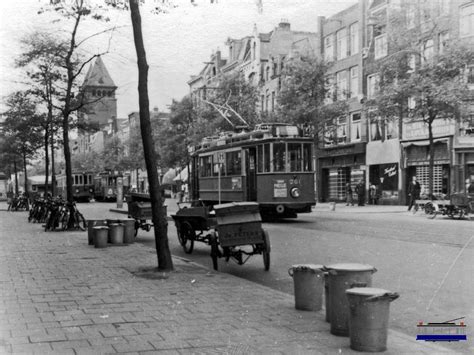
top-left (0, 205), bottom-right (450, 354)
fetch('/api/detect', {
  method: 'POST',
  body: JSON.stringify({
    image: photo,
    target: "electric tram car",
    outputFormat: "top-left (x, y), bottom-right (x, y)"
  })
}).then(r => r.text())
top-left (188, 123), bottom-right (316, 218)
top-left (93, 171), bottom-right (127, 202)
top-left (56, 171), bottom-right (94, 202)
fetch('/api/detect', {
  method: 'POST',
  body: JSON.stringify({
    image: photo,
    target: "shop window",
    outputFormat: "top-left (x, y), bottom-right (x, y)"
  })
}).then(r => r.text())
top-left (288, 143), bottom-right (302, 172)
top-left (226, 150), bottom-right (241, 176)
top-left (370, 163), bottom-right (399, 200)
top-left (273, 143), bottom-right (286, 172)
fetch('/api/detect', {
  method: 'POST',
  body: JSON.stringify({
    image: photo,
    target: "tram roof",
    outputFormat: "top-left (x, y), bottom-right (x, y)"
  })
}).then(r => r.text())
top-left (190, 123), bottom-right (312, 155)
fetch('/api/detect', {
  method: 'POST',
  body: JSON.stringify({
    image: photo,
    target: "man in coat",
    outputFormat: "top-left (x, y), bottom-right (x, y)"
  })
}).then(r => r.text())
top-left (355, 180), bottom-right (366, 206)
top-left (407, 176), bottom-right (421, 211)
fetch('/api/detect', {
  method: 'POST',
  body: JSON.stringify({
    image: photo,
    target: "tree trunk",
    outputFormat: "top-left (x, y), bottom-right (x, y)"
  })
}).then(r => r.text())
top-left (130, 0), bottom-right (173, 271)
top-left (44, 126), bottom-right (50, 196)
top-left (14, 160), bottom-right (19, 196)
top-left (22, 151), bottom-right (29, 210)
top-left (427, 118), bottom-right (434, 199)
top-left (51, 121), bottom-right (56, 196)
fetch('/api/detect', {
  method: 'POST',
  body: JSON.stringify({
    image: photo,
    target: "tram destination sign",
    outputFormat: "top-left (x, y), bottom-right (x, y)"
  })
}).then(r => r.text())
top-left (273, 179), bottom-right (287, 198)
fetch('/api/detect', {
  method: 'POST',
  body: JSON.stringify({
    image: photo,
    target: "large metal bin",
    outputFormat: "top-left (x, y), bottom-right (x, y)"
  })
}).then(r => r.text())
top-left (214, 202), bottom-right (262, 247)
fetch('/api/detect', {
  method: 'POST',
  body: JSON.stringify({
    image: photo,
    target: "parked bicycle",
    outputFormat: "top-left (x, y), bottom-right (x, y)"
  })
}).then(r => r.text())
top-left (8, 194), bottom-right (29, 212)
top-left (60, 201), bottom-right (87, 231)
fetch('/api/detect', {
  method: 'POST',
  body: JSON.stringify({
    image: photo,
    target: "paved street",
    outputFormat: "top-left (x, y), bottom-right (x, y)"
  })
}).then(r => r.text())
top-left (131, 200), bottom-right (474, 353)
top-left (0, 200), bottom-right (458, 354)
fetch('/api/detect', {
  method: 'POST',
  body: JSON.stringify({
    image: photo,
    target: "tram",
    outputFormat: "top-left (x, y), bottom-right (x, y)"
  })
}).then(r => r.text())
top-left (56, 171), bottom-right (94, 202)
top-left (93, 171), bottom-right (129, 201)
top-left (189, 123), bottom-right (316, 218)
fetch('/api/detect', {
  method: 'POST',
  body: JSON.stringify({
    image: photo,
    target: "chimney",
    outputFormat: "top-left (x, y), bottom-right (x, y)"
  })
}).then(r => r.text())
top-left (279, 19), bottom-right (290, 30)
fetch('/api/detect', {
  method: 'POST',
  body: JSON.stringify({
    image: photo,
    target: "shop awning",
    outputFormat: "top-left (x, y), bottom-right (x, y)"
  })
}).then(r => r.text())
top-left (401, 138), bottom-right (449, 148)
top-left (173, 166), bottom-right (190, 183)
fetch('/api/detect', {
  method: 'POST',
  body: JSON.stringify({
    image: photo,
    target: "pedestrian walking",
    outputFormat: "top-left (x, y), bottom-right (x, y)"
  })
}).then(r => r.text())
top-left (345, 182), bottom-right (354, 206)
top-left (407, 176), bottom-right (421, 211)
top-left (355, 180), bottom-right (366, 206)
top-left (369, 183), bottom-right (378, 205)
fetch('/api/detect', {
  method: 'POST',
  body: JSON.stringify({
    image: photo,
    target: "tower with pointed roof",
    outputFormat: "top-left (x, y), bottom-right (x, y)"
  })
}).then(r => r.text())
top-left (80, 56), bottom-right (117, 129)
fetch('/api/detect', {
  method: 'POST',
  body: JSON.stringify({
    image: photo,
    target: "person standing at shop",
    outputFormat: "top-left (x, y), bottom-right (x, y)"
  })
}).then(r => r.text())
top-left (407, 176), bottom-right (421, 211)
top-left (345, 182), bottom-right (354, 206)
top-left (355, 180), bottom-right (366, 206)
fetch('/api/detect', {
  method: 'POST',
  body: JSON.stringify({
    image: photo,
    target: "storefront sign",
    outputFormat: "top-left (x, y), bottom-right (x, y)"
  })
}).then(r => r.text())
top-left (318, 143), bottom-right (366, 158)
top-left (403, 119), bottom-right (455, 140)
top-left (273, 179), bottom-right (287, 198)
top-left (384, 165), bottom-right (397, 177)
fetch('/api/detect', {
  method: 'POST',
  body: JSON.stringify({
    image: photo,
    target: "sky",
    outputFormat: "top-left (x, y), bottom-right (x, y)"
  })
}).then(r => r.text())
top-left (0, 0), bottom-right (357, 118)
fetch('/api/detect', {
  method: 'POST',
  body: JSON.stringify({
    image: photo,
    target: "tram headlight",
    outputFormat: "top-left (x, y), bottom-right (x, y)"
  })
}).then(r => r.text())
top-left (75, 188), bottom-right (79, 193)
top-left (290, 187), bottom-right (301, 198)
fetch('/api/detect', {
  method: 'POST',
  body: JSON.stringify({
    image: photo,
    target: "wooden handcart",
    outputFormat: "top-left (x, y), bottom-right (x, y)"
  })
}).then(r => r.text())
top-left (414, 193), bottom-right (473, 219)
top-left (171, 201), bottom-right (270, 271)
top-left (126, 192), bottom-right (164, 236)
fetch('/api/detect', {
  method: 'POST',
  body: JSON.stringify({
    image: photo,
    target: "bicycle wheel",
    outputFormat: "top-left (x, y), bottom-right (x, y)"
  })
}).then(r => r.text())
top-left (61, 212), bottom-right (70, 231)
top-left (75, 212), bottom-right (87, 231)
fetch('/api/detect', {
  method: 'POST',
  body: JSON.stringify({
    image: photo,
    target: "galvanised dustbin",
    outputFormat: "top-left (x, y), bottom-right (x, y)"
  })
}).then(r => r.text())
top-left (288, 264), bottom-right (324, 311)
top-left (324, 263), bottom-right (377, 336)
top-left (346, 287), bottom-right (399, 352)
top-left (87, 219), bottom-right (106, 245)
top-left (93, 226), bottom-right (109, 248)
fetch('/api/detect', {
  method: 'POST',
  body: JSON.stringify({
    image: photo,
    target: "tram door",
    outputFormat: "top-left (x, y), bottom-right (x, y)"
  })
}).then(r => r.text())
top-left (246, 148), bottom-right (257, 201)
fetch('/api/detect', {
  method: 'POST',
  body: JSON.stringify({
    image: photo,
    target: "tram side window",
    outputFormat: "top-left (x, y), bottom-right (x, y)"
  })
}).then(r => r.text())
top-left (288, 143), bottom-right (302, 172)
top-left (273, 143), bottom-right (286, 172)
top-left (226, 151), bottom-right (242, 176)
top-left (200, 155), bottom-right (213, 177)
top-left (303, 143), bottom-right (312, 171)
top-left (257, 144), bottom-right (270, 173)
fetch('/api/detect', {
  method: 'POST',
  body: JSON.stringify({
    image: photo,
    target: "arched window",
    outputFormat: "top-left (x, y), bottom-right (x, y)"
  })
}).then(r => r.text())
top-left (253, 42), bottom-right (256, 60)
top-left (266, 66), bottom-right (270, 81)
top-left (92, 90), bottom-right (96, 96)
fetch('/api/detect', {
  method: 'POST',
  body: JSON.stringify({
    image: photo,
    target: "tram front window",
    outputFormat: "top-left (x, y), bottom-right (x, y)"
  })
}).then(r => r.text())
top-left (273, 143), bottom-right (286, 172)
top-left (288, 143), bottom-right (302, 172)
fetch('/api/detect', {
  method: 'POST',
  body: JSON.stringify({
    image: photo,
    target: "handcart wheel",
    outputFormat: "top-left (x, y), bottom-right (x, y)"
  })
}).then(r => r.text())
top-left (209, 233), bottom-right (219, 271)
top-left (262, 229), bottom-right (271, 271)
top-left (178, 221), bottom-right (195, 254)
top-left (453, 209), bottom-right (464, 220)
top-left (425, 202), bottom-right (438, 219)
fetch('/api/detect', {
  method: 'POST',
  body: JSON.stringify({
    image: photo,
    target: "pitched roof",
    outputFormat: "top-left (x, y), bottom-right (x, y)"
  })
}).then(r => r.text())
top-left (82, 56), bottom-right (116, 88)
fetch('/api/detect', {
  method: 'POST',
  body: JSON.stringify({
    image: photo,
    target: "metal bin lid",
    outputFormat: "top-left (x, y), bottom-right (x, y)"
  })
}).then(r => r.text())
top-left (325, 263), bottom-right (375, 272)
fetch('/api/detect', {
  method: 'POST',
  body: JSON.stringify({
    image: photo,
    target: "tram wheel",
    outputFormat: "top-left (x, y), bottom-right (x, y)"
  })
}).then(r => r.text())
top-left (178, 221), bottom-right (195, 254)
